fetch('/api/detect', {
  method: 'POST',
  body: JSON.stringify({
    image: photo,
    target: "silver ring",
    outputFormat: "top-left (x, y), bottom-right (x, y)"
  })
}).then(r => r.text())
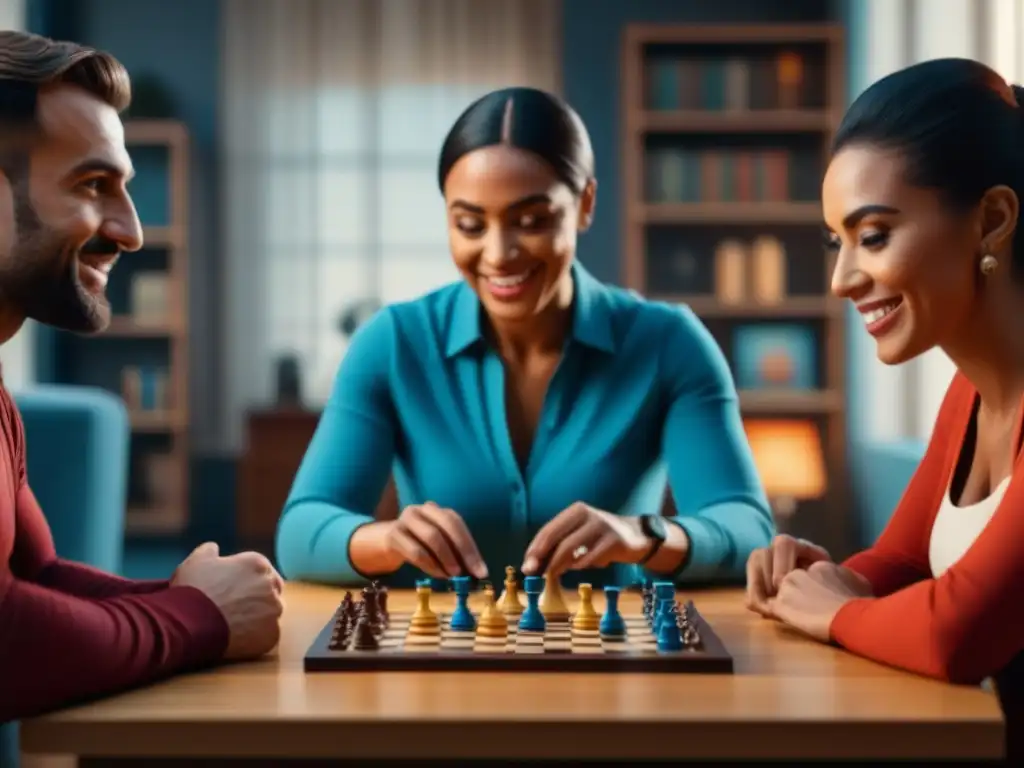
top-left (572, 545), bottom-right (589, 559)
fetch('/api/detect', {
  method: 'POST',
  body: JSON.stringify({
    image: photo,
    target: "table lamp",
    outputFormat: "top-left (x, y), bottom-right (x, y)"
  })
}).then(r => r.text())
top-left (744, 419), bottom-right (827, 528)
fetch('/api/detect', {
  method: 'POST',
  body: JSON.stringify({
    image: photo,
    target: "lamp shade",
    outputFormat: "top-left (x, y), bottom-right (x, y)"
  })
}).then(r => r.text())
top-left (745, 419), bottom-right (827, 499)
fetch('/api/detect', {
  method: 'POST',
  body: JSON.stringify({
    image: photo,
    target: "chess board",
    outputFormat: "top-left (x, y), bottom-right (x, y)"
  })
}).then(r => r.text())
top-left (304, 600), bottom-right (733, 673)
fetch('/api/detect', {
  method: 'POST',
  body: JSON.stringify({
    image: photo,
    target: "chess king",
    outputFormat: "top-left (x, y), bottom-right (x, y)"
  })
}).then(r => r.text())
top-left (0, 31), bottom-right (283, 728)
top-left (278, 86), bottom-right (774, 589)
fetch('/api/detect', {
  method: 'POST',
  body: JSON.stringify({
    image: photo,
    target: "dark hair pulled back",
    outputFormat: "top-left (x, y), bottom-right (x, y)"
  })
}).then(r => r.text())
top-left (832, 57), bottom-right (1024, 275)
top-left (437, 86), bottom-right (594, 195)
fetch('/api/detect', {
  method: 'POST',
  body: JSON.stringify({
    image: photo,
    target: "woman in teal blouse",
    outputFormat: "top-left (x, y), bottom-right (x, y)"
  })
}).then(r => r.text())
top-left (276, 87), bottom-right (774, 588)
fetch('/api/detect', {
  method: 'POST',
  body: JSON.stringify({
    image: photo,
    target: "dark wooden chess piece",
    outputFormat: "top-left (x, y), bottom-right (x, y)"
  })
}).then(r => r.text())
top-left (378, 586), bottom-right (389, 627)
top-left (681, 624), bottom-right (700, 648)
top-left (361, 586), bottom-right (385, 637)
top-left (351, 615), bottom-right (379, 650)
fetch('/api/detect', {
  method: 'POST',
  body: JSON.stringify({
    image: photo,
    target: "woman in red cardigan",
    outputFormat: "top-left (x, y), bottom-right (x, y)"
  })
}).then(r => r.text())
top-left (745, 57), bottom-right (1024, 755)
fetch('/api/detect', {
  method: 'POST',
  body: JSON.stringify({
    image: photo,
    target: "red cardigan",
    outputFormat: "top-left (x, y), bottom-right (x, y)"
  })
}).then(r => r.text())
top-left (832, 371), bottom-right (1024, 686)
top-left (0, 386), bottom-right (229, 721)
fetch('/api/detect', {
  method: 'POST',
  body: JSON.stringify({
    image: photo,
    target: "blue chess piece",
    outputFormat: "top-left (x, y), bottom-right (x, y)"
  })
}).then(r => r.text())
top-left (448, 575), bottom-right (476, 632)
top-left (652, 582), bottom-right (675, 632)
top-left (599, 586), bottom-right (626, 638)
top-left (656, 613), bottom-right (683, 652)
top-left (518, 575), bottom-right (546, 632)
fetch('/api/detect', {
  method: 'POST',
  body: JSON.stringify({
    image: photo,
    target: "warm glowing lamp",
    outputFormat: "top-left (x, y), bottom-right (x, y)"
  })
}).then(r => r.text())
top-left (745, 419), bottom-right (827, 527)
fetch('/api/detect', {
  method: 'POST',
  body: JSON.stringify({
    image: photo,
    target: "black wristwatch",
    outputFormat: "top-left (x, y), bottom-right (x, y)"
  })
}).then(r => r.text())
top-left (637, 514), bottom-right (667, 565)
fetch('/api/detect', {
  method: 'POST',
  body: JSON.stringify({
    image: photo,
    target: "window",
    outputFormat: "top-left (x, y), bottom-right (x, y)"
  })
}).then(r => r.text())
top-left (853, 0), bottom-right (1018, 443)
top-left (221, 0), bottom-right (560, 450)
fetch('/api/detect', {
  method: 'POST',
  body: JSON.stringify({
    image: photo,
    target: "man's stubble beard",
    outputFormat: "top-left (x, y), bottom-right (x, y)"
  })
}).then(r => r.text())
top-left (0, 181), bottom-right (110, 335)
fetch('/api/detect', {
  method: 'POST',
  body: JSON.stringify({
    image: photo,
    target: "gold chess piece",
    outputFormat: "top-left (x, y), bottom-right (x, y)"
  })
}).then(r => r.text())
top-left (408, 582), bottom-right (440, 635)
top-left (572, 583), bottom-right (600, 632)
top-left (497, 565), bottom-right (524, 616)
top-left (539, 573), bottom-right (570, 621)
top-left (476, 584), bottom-right (508, 638)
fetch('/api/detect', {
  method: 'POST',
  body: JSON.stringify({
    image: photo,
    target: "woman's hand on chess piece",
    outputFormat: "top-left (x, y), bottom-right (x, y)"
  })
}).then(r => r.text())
top-left (767, 561), bottom-right (872, 643)
top-left (382, 502), bottom-right (488, 580)
top-left (521, 502), bottom-right (649, 576)
top-left (745, 534), bottom-right (833, 616)
top-left (171, 541), bottom-right (285, 661)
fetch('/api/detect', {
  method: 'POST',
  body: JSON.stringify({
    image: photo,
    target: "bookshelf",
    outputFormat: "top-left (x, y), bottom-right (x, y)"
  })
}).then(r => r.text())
top-left (620, 24), bottom-right (850, 555)
top-left (53, 119), bottom-right (190, 537)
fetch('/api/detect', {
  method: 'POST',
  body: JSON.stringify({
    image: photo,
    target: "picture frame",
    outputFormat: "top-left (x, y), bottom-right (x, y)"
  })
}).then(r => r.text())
top-left (732, 323), bottom-right (817, 391)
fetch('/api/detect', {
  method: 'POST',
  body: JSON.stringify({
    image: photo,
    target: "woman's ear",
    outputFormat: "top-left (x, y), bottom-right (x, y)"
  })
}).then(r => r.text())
top-left (978, 184), bottom-right (1020, 256)
top-left (577, 179), bottom-right (597, 232)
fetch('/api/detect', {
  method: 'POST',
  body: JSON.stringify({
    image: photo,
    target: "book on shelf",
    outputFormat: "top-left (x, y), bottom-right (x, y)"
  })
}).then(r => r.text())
top-left (122, 365), bottom-right (169, 412)
top-left (646, 147), bottom-right (790, 203)
top-left (130, 271), bottom-right (170, 325)
top-left (645, 51), bottom-right (807, 112)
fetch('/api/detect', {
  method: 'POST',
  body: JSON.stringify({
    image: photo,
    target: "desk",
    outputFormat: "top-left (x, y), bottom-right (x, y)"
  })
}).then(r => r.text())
top-left (21, 583), bottom-right (1004, 762)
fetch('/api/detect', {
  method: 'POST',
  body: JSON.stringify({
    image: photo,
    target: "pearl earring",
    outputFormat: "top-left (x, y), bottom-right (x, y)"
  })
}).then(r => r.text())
top-left (980, 254), bottom-right (999, 275)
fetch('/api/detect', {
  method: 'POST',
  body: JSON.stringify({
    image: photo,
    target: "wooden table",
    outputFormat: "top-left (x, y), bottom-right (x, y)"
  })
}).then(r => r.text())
top-left (20, 583), bottom-right (1005, 762)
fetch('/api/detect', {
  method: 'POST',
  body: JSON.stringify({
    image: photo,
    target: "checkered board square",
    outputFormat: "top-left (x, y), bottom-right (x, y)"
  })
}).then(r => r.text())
top-left (304, 603), bottom-right (734, 674)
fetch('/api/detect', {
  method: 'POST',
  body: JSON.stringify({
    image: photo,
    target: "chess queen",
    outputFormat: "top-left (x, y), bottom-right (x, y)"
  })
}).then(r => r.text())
top-left (277, 87), bottom-right (773, 591)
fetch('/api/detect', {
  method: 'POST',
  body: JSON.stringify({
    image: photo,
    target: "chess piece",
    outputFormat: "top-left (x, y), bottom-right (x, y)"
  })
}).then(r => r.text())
top-left (449, 575), bottom-right (477, 632)
top-left (599, 586), bottom-right (627, 639)
top-left (681, 623), bottom-right (700, 648)
top-left (518, 575), bottom-right (546, 632)
top-left (351, 615), bottom-right (380, 650)
top-left (378, 585), bottom-right (390, 627)
top-left (329, 601), bottom-right (350, 650)
top-left (572, 583), bottom-right (600, 632)
top-left (652, 582), bottom-right (675, 632)
top-left (656, 615), bottom-right (683, 652)
top-left (408, 580), bottom-right (440, 635)
top-left (361, 586), bottom-right (384, 636)
top-left (497, 565), bottom-right (524, 616)
top-left (476, 585), bottom-right (508, 639)
top-left (539, 573), bottom-right (570, 621)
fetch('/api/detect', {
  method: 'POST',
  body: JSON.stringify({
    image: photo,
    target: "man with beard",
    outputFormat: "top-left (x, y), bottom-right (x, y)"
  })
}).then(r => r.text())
top-left (0, 32), bottom-right (284, 723)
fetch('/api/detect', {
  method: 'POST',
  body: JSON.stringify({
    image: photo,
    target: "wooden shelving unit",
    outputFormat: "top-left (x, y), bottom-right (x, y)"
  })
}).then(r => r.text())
top-left (43, 118), bottom-right (191, 537)
top-left (118, 119), bottom-right (190, 537)
top-left (620, 23), bottom-right (851, 555)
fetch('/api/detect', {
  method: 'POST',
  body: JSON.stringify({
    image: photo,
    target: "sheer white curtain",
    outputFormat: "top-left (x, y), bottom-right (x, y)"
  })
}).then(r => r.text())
top-left (220, 0), bottom-right (561, 450)
top-left (855, 0), bottom-right (1024, 443)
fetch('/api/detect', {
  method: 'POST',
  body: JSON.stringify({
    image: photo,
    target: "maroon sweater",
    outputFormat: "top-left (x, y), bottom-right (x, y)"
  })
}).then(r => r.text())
top-left (0, 386), bottom-right (229, 721)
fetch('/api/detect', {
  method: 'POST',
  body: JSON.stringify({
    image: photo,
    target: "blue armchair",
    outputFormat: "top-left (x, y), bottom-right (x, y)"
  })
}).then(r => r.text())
top-left (2, 384), bottom-right (130, 768)
top-left (855, 439), bottom-right (926, 545)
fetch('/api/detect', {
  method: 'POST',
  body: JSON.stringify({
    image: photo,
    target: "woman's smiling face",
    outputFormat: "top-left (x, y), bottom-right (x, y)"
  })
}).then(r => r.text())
top-left (823, 143), bottom-right (981, 365)
top-left (442, 143), bottom-right (594, 325)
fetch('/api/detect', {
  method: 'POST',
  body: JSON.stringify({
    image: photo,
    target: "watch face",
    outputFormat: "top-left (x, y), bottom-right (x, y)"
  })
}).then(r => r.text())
top-left (644, 515), bottom-right (667, 541)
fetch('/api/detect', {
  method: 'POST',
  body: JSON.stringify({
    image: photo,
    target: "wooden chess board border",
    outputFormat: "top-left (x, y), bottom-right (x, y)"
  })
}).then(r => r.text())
top-left (304, 600), bottom-right (734, 674)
